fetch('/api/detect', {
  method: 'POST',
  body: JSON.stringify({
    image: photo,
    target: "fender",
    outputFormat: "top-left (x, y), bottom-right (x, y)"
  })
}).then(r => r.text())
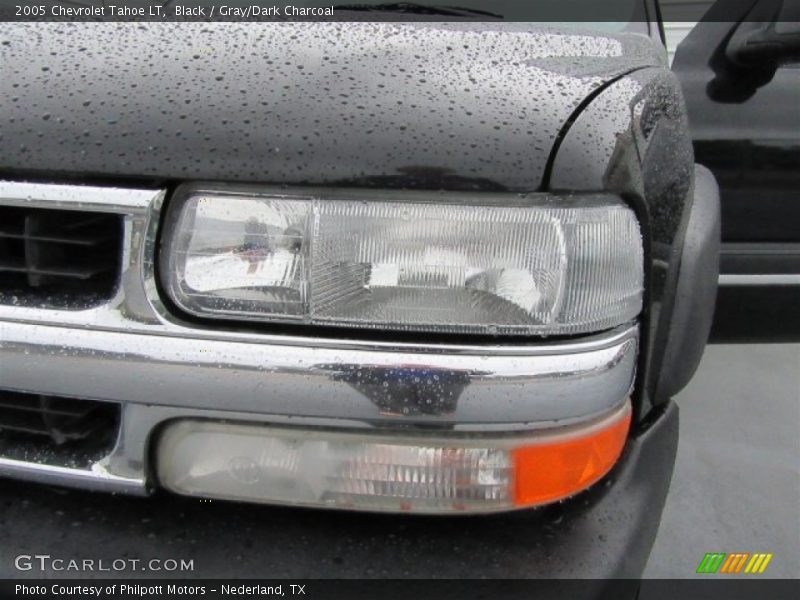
top-left (548, 68), bottom-right (716, 415)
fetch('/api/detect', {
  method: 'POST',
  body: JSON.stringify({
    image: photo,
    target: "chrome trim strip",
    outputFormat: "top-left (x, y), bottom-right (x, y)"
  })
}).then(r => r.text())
top-left (718, 274), bottom-right (800, 286)
top-left (0, 457), bottom-right (146, 495)
top-left (721, 242), bottom-right (800, 256)
top-left (0, 180), bottom-right (158, 212)
top-left (0, 320), bottom-right (637, 427)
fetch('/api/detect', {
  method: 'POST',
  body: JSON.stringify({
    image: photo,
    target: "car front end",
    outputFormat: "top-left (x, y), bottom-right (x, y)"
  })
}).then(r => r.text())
top-left (0, 13), bottom-right (719, 579)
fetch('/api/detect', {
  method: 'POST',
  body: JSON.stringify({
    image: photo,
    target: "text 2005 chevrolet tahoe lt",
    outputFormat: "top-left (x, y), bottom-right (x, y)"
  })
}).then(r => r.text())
top-left (0, 2), bottom-right (719, 579)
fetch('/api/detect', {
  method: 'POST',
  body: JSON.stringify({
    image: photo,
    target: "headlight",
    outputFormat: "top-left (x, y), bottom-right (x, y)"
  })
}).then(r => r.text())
top-left (160, 186), bottom-right (643, 336)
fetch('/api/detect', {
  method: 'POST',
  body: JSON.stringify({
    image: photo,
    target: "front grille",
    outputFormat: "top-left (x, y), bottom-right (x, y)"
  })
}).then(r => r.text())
top-left (0, 390), bottom-right (121, 468)
top-left (0, 206), bottom-right (122, 309)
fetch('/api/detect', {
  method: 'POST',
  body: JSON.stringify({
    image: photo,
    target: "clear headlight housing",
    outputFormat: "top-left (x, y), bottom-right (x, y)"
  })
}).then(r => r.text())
top-left (160, 187), bottom-right (643, 336)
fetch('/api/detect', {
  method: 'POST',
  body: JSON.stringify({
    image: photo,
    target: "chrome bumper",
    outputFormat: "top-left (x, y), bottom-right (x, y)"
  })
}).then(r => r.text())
top-left (0, 181), bottom-right (638, 496)
top-left (0, 320), bottom-right (637, 494)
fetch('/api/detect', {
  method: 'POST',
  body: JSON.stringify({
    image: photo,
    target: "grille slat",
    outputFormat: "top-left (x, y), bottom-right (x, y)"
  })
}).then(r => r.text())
top-left (0, 392), bottom-right (116, 439)
top-left (0, 391), bottom-right (121, 469)
top-left (0, 409), bottom-right (52, 436)
top-left (0, 231), bottom-right (116, 246)
top-left (0, 262), bottom-right (114, 279)
top-left (0, 396), bottom-right (93, 417)
top-left (0, 205), bottom-right (122, 308)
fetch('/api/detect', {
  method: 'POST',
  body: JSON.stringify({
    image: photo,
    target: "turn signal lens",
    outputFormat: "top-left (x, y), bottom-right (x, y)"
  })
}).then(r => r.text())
top-left (512, 402), bottom-right (632, 506)
top-left (157, 402), bottom-right (630, 514)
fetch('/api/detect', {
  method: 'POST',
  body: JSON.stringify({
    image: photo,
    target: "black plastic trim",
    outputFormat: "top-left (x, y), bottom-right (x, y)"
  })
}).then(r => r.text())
top-left (657, 165), bottom-right (720, 398)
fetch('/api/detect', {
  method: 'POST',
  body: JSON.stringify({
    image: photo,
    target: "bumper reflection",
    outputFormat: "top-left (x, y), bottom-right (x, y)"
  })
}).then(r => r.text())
top-left (330, 364), bottom-right (481, 417)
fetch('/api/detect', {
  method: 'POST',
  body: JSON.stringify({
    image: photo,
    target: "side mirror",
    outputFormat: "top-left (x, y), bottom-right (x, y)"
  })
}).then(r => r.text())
top-left (726, 20), bottom-right (800, 69)
top-left (707, 0), bottom-right (800, 102)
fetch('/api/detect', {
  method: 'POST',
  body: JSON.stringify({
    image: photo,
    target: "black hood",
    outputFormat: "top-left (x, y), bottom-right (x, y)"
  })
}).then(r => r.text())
top-left (0, 22), bottom-right (662, 191)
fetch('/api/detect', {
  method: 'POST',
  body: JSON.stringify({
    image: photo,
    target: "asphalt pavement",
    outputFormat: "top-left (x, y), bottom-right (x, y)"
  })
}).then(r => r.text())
top-left (1, 344), bottom-right (798, 579)
top-left (644, 343), bottom-right (800, 578)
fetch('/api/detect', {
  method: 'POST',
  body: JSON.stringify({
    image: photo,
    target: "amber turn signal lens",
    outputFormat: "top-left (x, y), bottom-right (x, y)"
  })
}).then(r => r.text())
top-left (512, 402), bottom-right (631, 507)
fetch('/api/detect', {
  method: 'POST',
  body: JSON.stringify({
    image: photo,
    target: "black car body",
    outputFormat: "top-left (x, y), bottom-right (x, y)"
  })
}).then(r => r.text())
top-left (0, 1), bottom-right (719, 581)
top-left (671, 0), bottom-right (800, 342)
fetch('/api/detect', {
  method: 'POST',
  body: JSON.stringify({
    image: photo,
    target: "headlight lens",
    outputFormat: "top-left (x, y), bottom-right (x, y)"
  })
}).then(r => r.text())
top-left (161, 187), bottom-right (643, 336)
